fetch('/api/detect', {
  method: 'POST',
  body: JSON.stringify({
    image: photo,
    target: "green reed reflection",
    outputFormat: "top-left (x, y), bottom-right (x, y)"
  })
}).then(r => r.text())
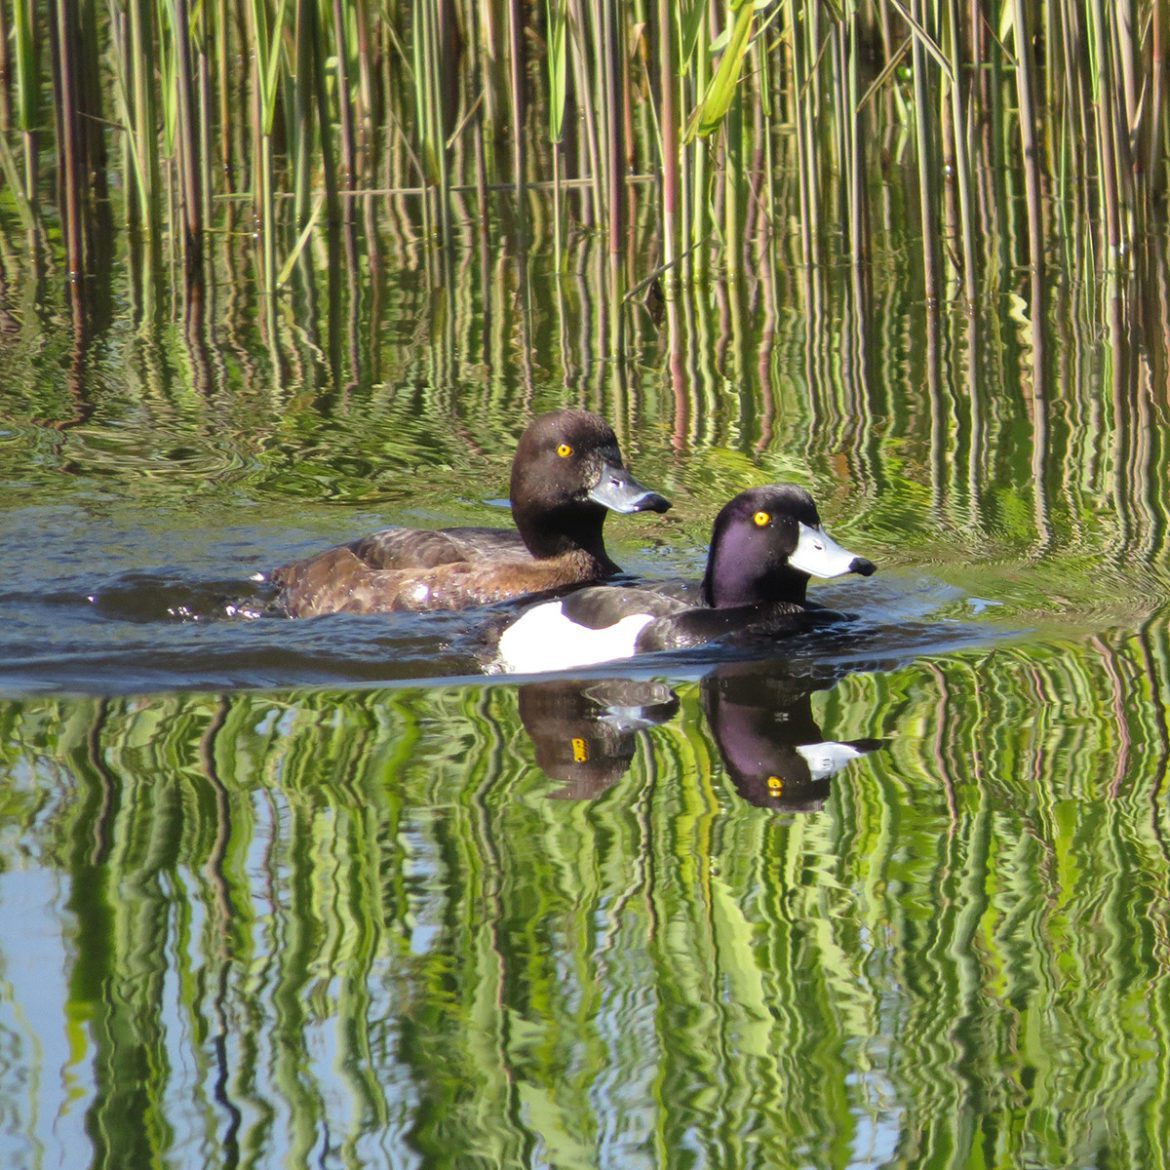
top-left (5, 229), bottom-right (1170, 648)
top-left (3, 615), bottom-right (1170, 1168)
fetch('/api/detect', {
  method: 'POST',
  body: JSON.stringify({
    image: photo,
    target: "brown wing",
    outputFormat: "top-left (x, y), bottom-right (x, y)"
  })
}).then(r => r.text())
top-left (272, 525), bottom-right (529, 616)
top-left (274, 548), bottom-right (601, 617)
top-left (346, 525), bottom-right (527, 570)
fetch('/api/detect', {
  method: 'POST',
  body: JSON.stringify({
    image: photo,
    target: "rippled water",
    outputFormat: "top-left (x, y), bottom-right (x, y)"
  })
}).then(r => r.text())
top-left (3, 234), bottom-right (1170, 1169)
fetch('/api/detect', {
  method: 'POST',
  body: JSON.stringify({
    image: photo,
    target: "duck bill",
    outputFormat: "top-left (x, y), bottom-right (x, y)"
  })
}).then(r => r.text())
top-left (795, 741), bottom-right (873, 782)
top-left (788, 522), bottom-right (876, 578)
top-left (588, 462), bottom-right (671, 514)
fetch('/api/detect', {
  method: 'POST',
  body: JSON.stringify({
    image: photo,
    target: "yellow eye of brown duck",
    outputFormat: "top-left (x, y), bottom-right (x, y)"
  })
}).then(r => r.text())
top-left (753, 510), bottom-right (771, 527)
top-left (557, 442), bottom-right (573, 458)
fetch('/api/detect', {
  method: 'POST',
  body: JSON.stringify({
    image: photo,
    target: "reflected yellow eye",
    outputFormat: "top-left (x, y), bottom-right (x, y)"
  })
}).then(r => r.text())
top-left (571, 737), bottom-right (589, 762)
top-left (753, 510), bottom-right (771, 527)
top-left (557, 443), bottom-right (574, 458)
top-left (767, 775), bottom-right (785, 794)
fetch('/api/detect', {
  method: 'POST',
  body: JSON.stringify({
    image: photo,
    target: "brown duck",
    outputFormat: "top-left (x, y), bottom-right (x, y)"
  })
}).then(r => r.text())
top-left (270, 409), bottom-right (671, 617)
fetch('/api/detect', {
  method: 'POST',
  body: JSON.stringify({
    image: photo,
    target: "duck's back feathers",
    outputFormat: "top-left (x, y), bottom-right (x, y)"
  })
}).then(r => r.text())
top-left (345, 526), bottom-right (528, 571)
top-left (275, 544), bottom-right (607, 617)
top-left (559, 585), bottom-right (819, 651)
top-left (634, 599), bottom-right (820, 652)
top-left (557, 584), bottom-right (688, 628)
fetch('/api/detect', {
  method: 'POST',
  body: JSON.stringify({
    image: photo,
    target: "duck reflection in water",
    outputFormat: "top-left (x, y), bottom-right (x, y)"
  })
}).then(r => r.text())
top-left (517, 660), bottom-right (884, 811)
top-left (517, 677), bottom-right (680, 800)
top-left (701, 661), bottom-right (885, 812)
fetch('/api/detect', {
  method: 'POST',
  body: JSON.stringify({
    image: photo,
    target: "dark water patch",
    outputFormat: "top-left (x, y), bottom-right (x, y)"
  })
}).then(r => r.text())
top-left (80, 570), bottom-right (275, 623)
top-left (0, 607), bottom-right (484, 697)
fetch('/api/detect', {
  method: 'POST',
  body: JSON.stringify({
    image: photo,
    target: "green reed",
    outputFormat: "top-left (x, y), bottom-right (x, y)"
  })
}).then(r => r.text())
top-left (10, 0), bottom-right (39, 204)
top-left (0, 1), bottom-right (1166, 309)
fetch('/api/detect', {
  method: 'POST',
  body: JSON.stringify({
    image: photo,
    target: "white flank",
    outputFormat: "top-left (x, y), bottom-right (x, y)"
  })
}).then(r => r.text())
top-left (787, 522), bottom-right (863, 578)
top-left (497, 601), bottom-right (655, 674)
top-left (795, 741), bottom-right (866, 781)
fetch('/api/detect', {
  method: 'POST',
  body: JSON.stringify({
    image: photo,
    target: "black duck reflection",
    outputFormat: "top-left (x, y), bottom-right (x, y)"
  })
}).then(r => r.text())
top-left (516, 659), bottom-right (884, 811)
top-left (700, 661), bottom-right (885, 812)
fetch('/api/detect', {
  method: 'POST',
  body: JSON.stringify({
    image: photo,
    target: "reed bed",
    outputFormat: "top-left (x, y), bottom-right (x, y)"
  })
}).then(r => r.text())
top-left (0, 1), bottom-right (1165, 313)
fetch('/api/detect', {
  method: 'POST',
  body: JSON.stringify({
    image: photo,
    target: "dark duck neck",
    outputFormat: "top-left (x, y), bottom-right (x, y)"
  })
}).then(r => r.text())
top-left (513, 499), bottom-right (618, 571)
top-left (701, 526), bottom-right (809, 609)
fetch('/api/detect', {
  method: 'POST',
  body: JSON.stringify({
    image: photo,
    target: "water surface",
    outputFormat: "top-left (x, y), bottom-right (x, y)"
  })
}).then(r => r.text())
top-left (2, 232), bottom-right (1170, 1168)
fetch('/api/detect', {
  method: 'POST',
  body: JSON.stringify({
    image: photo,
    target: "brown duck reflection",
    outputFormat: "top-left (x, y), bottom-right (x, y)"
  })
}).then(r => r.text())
top-left (517, 661), bottom-right (883, 810)
top-left (517, 677), bottom-right (680, 799)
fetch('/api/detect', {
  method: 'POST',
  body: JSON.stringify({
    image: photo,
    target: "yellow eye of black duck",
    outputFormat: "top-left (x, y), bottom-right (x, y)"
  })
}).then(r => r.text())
top-left (753, 510), bottom-right (771, 527)
top-left (557, 442), bottom-right (573, 458)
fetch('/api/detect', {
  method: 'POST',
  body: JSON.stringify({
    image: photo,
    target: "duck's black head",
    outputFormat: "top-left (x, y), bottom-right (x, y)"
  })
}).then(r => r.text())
top-left (509, 409), bottom-right (671, 561)
top-left (700, 484), bottom-right (875, 608)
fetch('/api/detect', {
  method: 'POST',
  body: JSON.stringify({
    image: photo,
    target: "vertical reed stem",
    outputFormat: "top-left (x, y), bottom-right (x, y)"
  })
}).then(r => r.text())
top-left (215, 0), bottom-right (233, 188)
top-left (0, 3), bottom-right (11, 132)
top-left (429, 0), bottom-right (451, 243)
top-left (603, 0), bottom-right (624, 353)
top-left (49, 0), bottom-right (85, 280)
top-left (469, 0), bottom-right (491, 277)
top-left (1012, 0), bottom-right (1045, 272)
top-left (1150, 3), bottom-right (1166, 203)
top-left (308, 0), bottom-right (338, 226)
top-left (910, 0), bottom-right (939, 306)
top-left (657, 0), bottom-right (678, 291)
top-left (943, 0), bottom-right (976, 304)
top-left (789, 2), bottom-right (815, 271)
top-left (507, 0), bottom-right (526, 236)
top-left (127, 0), bottom-right (159, 235)
top-left (12, 0), bottom-right (39, 202)
top-left (173, 0), bottom-right (204, 271)
top-left (689, 9), bottom-right (710, 280)
top-left (332, 0), bottom-right (357, 193)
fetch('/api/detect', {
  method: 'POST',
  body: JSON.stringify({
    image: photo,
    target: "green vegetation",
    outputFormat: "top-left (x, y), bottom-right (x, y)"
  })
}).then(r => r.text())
top-left (4, 7), bottom-right (1170, 1167)
top-left (0, 1), bottom-right (1165, 307)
